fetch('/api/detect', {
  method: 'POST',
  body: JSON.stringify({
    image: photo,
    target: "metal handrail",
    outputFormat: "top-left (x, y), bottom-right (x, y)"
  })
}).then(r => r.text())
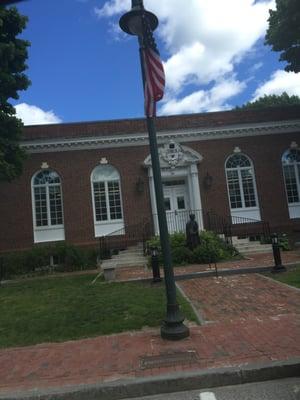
top-left (206, 211), bottom-right (271, 243)
top-left (98, 218), bottom-right (154, 259)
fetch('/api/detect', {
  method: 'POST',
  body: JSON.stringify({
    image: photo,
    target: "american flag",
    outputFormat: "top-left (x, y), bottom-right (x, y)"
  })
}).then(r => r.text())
top-left (141, 13), bottom-right (165, 118)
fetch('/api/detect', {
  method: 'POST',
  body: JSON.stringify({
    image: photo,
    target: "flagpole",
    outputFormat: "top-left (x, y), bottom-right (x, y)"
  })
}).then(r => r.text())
top-left (120, 2), bottom-right (189, 340)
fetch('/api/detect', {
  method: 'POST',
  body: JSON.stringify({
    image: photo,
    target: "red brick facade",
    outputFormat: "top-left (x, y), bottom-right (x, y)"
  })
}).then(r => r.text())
top-left (1, 106), bottom-right (300, 252)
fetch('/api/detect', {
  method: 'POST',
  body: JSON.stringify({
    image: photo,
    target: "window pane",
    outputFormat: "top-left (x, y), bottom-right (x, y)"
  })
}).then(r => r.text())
top-left (282, 149), bottom-right (300, 165)
top-left (226, 154), bottom-right (251, 169)
top-left (49, 185), bottom-right (63, 225)
top-left (34, 187), bottom-right (48, 226)
top-left (108, 181), bottom-right (122, 220)
top-left (177, 196), bottom-right (186, 210)
top-left (92, 165), bottom-right (119, 182)
top-left (227, 170), bottom-right (242, 208)
top-left (164, 198), bottom-right (171, 211)
top-left (163, 180), bottom-right (185, 187)
top-left (284, 165), bottom-right (299, 203)
top-left (94, 182), bottom-right (108, 221)
top-left (34, 170), bottom-right (60, 185)
top-left (241, 169), bottom-right (256, 207)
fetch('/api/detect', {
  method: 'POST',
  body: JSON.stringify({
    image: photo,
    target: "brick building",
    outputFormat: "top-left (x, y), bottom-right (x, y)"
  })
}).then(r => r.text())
top-left (1, 106), bottom-right (300, 253)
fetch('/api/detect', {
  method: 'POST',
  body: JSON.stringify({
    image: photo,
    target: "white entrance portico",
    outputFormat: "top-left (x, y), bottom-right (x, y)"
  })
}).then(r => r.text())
top-left (144, 140), bottom-right (203, 235)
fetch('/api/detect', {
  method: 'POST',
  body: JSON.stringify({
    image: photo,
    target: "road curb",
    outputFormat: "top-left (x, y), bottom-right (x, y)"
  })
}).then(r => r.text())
top-left (1, 358), bottom-right (299, 400)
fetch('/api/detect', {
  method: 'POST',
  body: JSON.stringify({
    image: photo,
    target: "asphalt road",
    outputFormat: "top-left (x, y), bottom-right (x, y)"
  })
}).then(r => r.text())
top-left (125, 378), bottom-right (300, 400)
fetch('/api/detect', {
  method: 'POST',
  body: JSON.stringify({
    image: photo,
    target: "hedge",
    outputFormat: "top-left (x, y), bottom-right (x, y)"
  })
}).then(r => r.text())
top-left (0, 242), bottom-right (101, 280)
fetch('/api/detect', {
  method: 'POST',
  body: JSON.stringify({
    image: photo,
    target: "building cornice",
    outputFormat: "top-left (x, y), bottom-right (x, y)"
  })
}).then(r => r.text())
top-left (21, 119), bottom-right (300, 153)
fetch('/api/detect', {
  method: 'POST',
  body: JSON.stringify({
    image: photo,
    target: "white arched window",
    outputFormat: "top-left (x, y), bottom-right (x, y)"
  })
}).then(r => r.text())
top-left (225, 153), bottom-right (260, 221)
top-left (282, 148), bottom-right (300, 219)
top-left (32, 169), bottom-right (65, 243)
top-left (91, 164), bottom-right (124, 236)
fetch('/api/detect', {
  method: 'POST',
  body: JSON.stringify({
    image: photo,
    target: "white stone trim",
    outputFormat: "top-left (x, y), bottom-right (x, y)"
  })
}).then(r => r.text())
top-left (146, 142), bottom-right (204, 234)
top-left (31, 170), bottom-right (65, 243)
top-left (21, 120), bottom-right (300, 154)
top-left (90, 165), bottom-right (125, 238)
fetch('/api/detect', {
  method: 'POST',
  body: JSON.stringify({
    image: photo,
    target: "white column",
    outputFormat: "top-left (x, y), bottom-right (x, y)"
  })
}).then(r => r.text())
top-left (190, 164), bottom-right (203, 230)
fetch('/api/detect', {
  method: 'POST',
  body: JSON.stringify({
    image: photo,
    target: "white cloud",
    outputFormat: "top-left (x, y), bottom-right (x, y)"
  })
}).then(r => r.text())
top-left (160, 78), bottom-right (246, 115)
top-left (15, 103), bottom-right (62, 126)
top-left (94, 0), bottom-right (129, 18)
top-left (96, 0), bottom-right (276, 113)
top-left (253, 70), bottom-right (300, 99)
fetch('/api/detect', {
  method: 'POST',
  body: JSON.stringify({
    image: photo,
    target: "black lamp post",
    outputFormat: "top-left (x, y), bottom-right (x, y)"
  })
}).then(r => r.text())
top-left (119, 0), bottom-right (189, 340)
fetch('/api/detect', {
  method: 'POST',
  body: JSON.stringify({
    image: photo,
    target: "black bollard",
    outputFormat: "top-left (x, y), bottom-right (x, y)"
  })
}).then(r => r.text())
top-left (271, 233), bottom-right (286, 273)
top-left (150, 246), bottom-right (162, 283)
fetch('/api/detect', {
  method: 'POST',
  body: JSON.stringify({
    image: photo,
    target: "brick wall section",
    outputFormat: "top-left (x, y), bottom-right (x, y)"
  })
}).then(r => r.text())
top-left (0, 107), bottom-right (300, 252)
top-left (0, 146), bottom-right (153, 252)
top-left (23, 106), bottom-right (300, 141)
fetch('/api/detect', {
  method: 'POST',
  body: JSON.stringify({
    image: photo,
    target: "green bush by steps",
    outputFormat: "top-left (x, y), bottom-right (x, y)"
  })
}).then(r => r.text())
top-left (0, 243), bottom-right (100, 280)
top-left (147, 231), bottom-right (240, 266)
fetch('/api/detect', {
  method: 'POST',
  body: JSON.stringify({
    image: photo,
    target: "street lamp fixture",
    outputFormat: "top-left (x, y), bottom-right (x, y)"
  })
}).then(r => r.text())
top-left (119, 0), bottom-right (158, 35)
top-left (119, 0), bottom-right (189, 340)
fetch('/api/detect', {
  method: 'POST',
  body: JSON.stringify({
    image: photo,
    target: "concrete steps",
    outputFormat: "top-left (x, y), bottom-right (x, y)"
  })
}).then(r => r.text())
top-left (101, 243), bottom-right (148, 269)
top-left (232, 237), bottom-right (272, 255)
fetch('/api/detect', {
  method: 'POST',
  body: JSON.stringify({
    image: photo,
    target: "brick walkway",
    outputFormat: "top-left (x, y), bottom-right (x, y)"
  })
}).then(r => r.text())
top-left (177, 274), bottom-right (300, 323)
top-left (0, 267), bottom-right (299, 397)
top-left (116, 249), bottom-right (300, 281)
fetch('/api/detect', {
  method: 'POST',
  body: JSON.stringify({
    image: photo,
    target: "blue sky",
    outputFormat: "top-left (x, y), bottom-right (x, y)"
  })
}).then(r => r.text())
top-left (11, 0), bottom-right (300, 125)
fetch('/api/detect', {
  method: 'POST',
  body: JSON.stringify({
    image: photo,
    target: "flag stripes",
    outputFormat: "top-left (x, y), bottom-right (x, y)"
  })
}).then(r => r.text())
top-left (141, 13), bottom-right (165, 117)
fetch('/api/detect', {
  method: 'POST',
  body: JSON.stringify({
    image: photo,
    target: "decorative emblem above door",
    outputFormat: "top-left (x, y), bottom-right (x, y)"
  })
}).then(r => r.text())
top-left (144, 140), bottom-right (203, 169)
top-left (160, 141), bottom-right (184, 168)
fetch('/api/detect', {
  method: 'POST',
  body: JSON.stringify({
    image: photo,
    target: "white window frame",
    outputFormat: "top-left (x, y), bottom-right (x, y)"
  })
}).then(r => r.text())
top-left (282, 148), bottom-right (300, 219)
top-left (225, 153), bottom-right (261, 221)
top-left (31, 169), bottom-right (65, 243)
top-left (91, 165), bottom-right (124, 237)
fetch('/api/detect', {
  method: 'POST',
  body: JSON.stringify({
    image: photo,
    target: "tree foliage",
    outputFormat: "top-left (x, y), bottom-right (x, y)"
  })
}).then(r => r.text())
top-left (265, 0), bottom-right (300, 73)
top-left (236, 92), bottom-right (300, 110)
top-left (0, 6), bottom-right (30, 181)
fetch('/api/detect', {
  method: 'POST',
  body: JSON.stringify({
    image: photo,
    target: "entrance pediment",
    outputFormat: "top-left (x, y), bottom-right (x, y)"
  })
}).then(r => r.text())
top-left (143, 140), bottom-right (203, 169)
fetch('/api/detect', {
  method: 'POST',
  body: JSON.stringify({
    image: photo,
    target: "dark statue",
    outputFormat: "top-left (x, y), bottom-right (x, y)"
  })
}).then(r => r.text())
top-left (186, 214), bottom-right (200, 250)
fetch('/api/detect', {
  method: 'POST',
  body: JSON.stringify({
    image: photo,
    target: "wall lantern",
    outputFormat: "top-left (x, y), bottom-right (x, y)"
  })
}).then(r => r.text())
top-left (203, 172), bottom-right (213, 189)
top-left (136, 177), bottom-right (144, 193)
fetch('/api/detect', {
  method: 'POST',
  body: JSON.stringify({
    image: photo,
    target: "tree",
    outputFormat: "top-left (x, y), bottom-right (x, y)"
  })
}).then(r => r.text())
top-left (265, 0), bottom-right (300, 73)
top-left (236, 92), bottom-right (300, 110)
top-left (0, 6), bottom-right (30, 182)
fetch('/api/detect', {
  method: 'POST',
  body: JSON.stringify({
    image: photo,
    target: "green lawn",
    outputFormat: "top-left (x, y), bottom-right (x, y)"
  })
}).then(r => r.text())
top-left (266, 266), bottom-right (300, 288)
top-left (0, 274), bottom-right (198, 349)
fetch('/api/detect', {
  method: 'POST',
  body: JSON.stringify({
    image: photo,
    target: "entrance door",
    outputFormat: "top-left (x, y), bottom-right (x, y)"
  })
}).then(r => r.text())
top-left (163, 180), bottom-right (190, 233)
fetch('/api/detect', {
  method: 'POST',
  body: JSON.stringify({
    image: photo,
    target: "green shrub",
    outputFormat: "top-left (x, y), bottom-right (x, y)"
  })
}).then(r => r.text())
top-left (0, 242), bottom-right (99, 279)
top-left (278, 234), bottom-right (291, 251)
top-left (146, 230), bottom-right (239, 266)
top-left (170, 232), bottom-right (186, 248)
top-left (172, 246), bottom-right (195, 265)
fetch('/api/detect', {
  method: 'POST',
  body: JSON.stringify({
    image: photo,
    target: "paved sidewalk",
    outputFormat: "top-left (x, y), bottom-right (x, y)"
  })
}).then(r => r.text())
top-left (115, 249), bottom-right (300, 281)
top-left (0, 268), bottom-right (300, 399)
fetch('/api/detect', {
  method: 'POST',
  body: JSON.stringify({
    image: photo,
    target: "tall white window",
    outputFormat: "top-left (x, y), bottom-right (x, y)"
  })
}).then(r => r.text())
top-left (225, 153), bottom-right (260, 221)
top-left (282, 148), bottom-right (300, 219)
top-left (91, 165), bottom-right (124, 236)
top-left (32, 170), bottom-right (65, 243)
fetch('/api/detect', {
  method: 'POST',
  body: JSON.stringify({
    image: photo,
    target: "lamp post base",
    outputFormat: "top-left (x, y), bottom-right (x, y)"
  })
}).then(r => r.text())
top-left (160, 304), bottom-right (190, 340)
top-left (271, 265), bottom-right (286, 273)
